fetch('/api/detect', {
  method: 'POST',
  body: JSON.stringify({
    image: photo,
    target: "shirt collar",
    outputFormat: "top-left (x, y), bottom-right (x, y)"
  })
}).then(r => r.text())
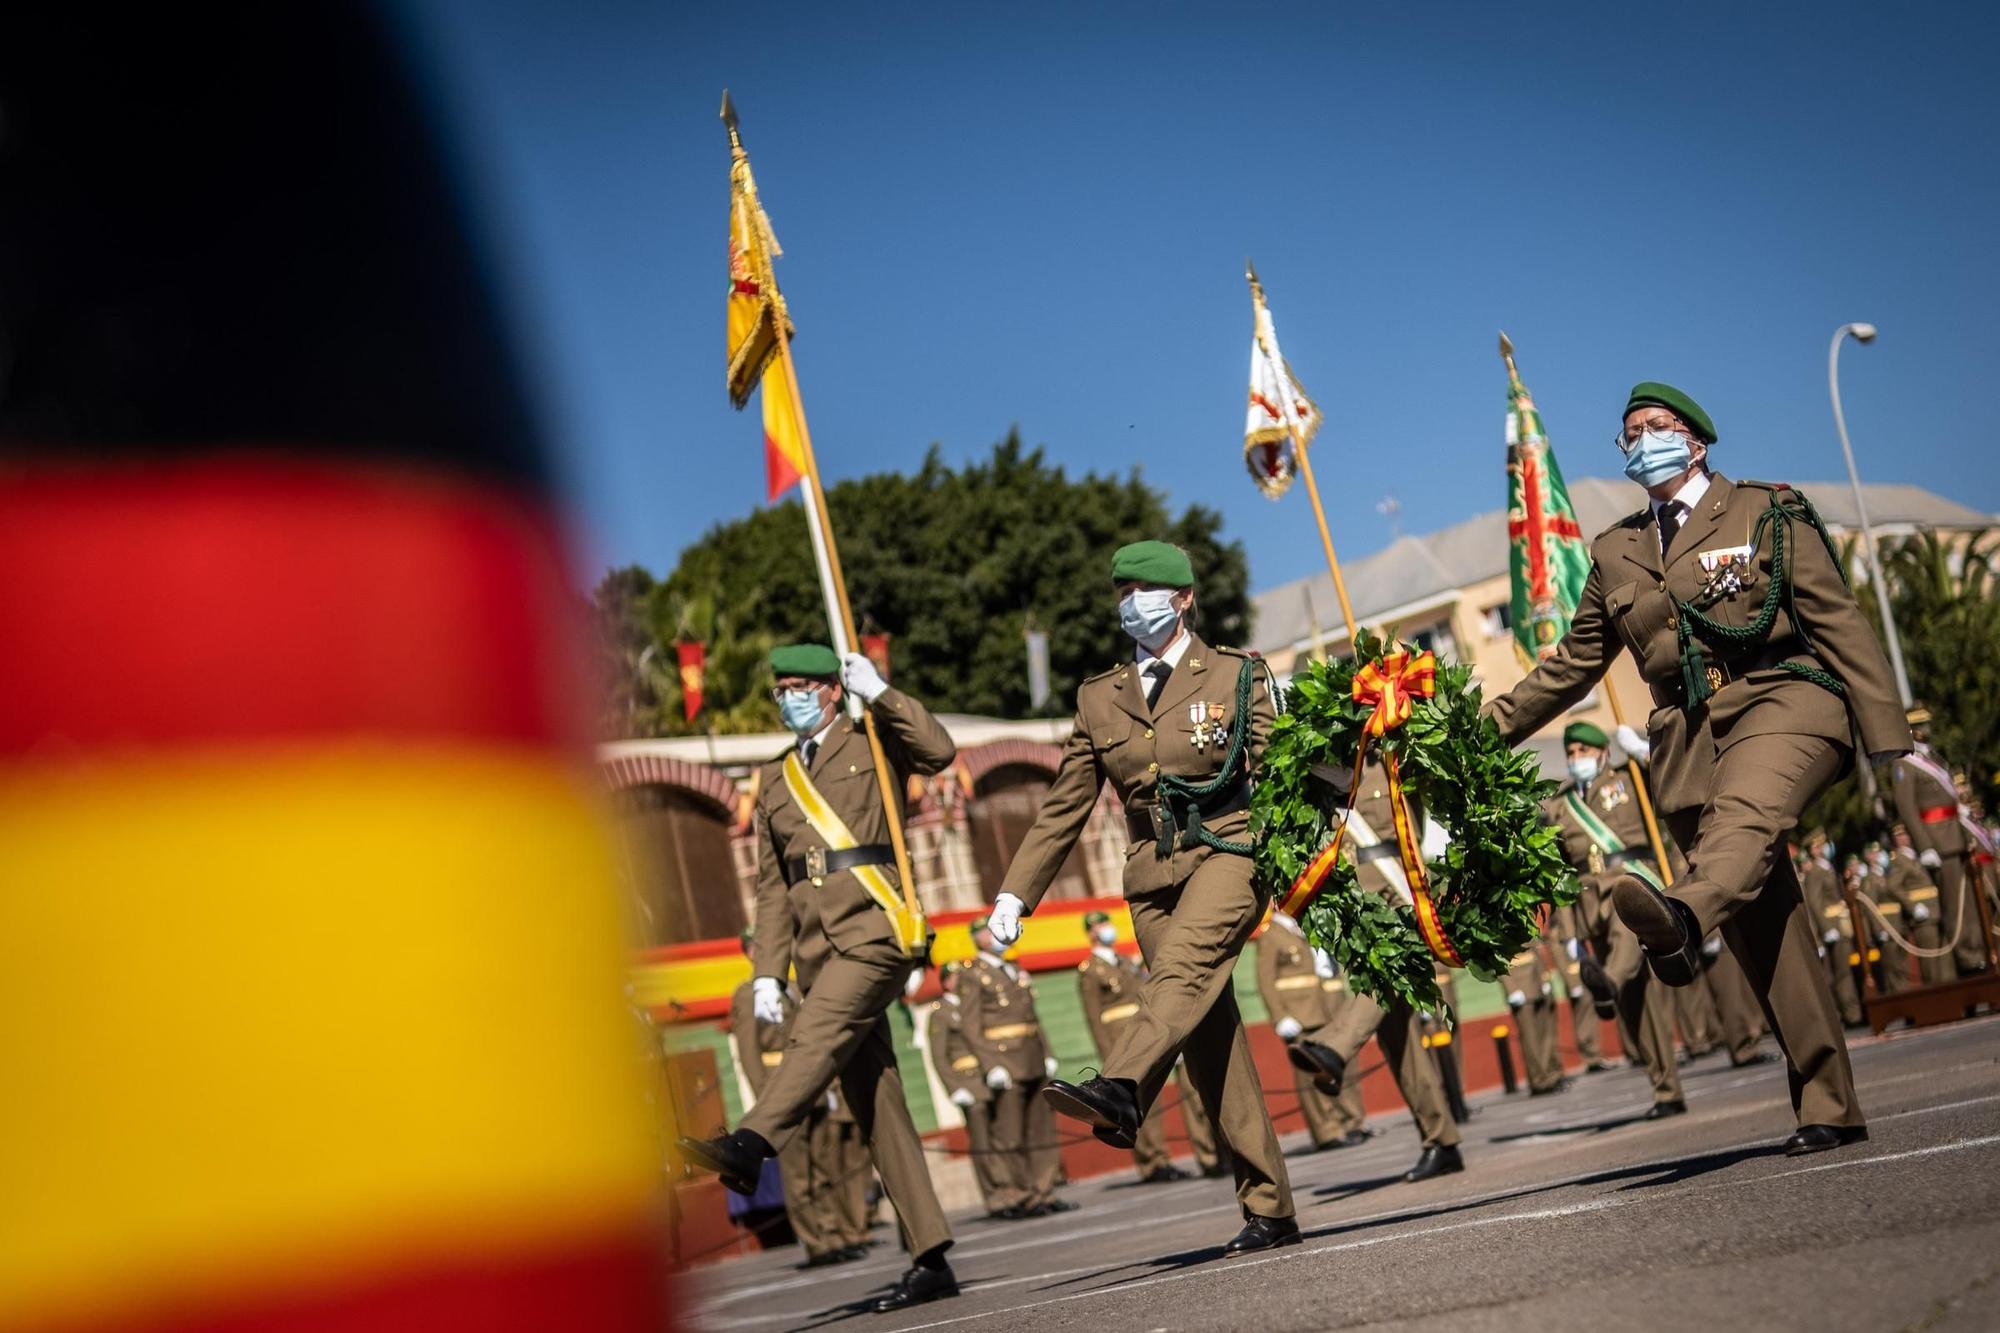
top-left (1136, 629), bottom-right (1193, 675)
top-left (800, 715), bottom-right (838, 755)
top-left (1650, 469), bottom-right (1711, 522)
top-left (1090, 944), bottom-right (1120, 965)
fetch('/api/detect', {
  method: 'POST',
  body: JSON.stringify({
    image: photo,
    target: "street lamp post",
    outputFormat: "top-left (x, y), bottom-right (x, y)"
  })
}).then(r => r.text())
top-left (1829, 322), bottom-right (1913, 710)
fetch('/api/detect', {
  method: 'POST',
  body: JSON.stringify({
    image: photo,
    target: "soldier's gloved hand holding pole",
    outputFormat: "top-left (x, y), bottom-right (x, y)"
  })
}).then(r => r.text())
top-left (986, 893), bottom-right (1025, 946)
top-left (752, 975), bottom-right (786, 1025)
top-left (986, 1065), bottom-right (1012, 1092)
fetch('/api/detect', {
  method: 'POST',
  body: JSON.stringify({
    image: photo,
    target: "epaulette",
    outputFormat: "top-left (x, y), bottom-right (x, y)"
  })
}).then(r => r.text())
top-left (1082, 661), bottom-right (1124, 684)
top-left (1212, 643), bottom-right (1251, 657)
top-left (1738, 478), bottom-right (1802, 499)
top-left (1594, 508), bottom-right (1651, 542)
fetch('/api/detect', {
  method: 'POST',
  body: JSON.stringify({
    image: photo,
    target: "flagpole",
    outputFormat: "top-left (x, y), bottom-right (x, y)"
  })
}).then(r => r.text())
top-left (727, 96), bottom-right (924, 937)
top-left (1249, 262), bottom-right (1358, 643)
top-left (1499, 332), bottom-right (1674, 885)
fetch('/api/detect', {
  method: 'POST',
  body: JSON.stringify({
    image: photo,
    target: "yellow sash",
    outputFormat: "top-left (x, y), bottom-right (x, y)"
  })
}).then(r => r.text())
top-left (781, 751), bottom-right (926, 956)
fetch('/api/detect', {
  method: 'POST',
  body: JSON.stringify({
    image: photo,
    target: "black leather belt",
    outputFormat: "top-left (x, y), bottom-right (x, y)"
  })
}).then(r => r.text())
top-left (1669, 641), bottom-right (1816, 705)
top-left (785, 843), bottom-right (894, 885)
top-left (1125, 785), bottom-right (1250, 847)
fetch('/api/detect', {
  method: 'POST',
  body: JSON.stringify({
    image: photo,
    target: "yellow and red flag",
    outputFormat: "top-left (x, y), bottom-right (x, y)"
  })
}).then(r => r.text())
top-left (761, 354), bottom-right (807, 501)
top-left (676, 640), bottom-right (707, 721)
top-left (724, 94), bottom-right (808, 501)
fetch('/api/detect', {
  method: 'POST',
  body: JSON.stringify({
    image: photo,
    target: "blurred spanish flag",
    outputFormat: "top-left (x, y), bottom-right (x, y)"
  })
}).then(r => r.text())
top-left (724, 95), bottom-right (808, 502)
top-left (0, 8), bottom-right (668, 1331)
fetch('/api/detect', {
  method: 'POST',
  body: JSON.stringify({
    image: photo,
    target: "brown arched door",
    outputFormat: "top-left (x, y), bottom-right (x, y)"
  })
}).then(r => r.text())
top-left (613, 784), bottom-right (745, 948)
top-left (967, 764), bottom-right (1097, 903)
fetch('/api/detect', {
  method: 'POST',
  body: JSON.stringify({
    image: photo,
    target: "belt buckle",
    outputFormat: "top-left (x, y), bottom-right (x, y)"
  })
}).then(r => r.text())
top-left (1705, 665), bottom-right (1725, 695)
top-left (806, 847), bottom-right (828, 886)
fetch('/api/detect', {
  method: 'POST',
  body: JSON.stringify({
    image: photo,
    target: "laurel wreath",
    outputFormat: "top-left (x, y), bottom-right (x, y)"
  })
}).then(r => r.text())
top-left (1251, 630), bottom-right (1578, 1016)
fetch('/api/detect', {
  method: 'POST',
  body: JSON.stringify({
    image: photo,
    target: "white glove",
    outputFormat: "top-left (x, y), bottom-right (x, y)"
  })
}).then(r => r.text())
top-left (841, 652), bottom-right (889, 704)
top-left (1569, 986), bottom-right (1584, 1000)
top-left (1045, 1056), bottom-right (1060, 1079)
top-left (904, 967), bottom-right (925, 998)
top-left (827, 1090), bottom-right (839, 1112)
top-left (1823, 927), bottom-right (1841, 945)
top-left (1920, 848), bottom-right (1943, 868)
top-left (1274, 1016), bottom-right (1304, 1042)
top-left (1912, 903), bottom-right (1931, 923)
top-left (1614, 724), bottom-right (1651, 762)
top-left (1312, 948), bottom-right (1335, 979)
top-left (987, 893), bottom-right (1026, 947)
top-left (950, 1087), bottom-right (976, 1109)
top-left (1702, 935), bottom-right (1723, 958)
top-left (1507, 990), bottom-right (1527, 1008)
top-left (752, 976), bottom-right (786, 1025)
top-left (986, 1065), bottom-right (1012, 1091)
top-left (1566, 938), bottom-right (1581, 960)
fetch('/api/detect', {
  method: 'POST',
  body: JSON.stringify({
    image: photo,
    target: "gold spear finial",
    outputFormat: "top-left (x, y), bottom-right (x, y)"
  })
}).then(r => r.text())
top-left (1498, 329), bottom-right (1521, 385)
top-left (720, 90), bottom-right (743, 154)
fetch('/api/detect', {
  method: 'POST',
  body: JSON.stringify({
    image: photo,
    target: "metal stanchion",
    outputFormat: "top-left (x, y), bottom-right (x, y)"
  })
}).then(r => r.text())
top-left (1491, 1024), bottom-right (1518, 1095)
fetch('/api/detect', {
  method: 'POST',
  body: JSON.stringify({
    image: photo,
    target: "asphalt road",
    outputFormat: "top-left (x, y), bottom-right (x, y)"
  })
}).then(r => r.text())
top-left (687, 1015), bottom-right (2000, 1332)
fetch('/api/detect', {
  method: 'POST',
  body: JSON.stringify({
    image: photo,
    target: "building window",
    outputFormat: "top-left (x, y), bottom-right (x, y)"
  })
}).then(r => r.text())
top-left (1482, 603), bottom-right (1511, 639)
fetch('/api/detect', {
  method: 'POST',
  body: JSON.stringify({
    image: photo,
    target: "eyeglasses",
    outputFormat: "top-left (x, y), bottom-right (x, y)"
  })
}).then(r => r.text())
top-left (771, 678), bottom-right (829, 698)
top-left (1612, 414), bottom-right (1690, 456)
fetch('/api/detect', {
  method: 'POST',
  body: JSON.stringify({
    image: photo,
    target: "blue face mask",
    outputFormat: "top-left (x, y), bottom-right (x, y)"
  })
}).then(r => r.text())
top-left (1119, 588), bottom-right (1181, 650)
top-left (1567, 756), bottom-right (1600, 786)
top-left (1623, 429), bottom-right (1696, 488)
top-left (780, 689), bottom-right (825, 735)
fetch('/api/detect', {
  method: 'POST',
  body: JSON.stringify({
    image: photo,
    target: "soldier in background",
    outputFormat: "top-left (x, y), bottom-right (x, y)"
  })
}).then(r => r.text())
top-left (1798, 834), bottom-right (1863, 1027)
top-left (1859, 843), bottom-right (1915, 995)
top-left (1501, 941), bottom-right (1569, 1096)
top-left (1315, 966), bottom-right (1375, 1146)
top-left (1257, 911), bottom-right (1369, 1149)
top-left (1550, 906), bottom-right (1616, 1073)
top-left (960, 916), bottom-right (1074, 1220)
top-left (1887, 824), bottom-right (1953, 985)
top-left (1892, 706), bottom-right (1985, 977)
top-left (1076, 910), bottom-right (1211, 1183)
top-left (732, 932), bottom-right (873, 1266)
top-left (925, 963), bottom-right (1013, 1218)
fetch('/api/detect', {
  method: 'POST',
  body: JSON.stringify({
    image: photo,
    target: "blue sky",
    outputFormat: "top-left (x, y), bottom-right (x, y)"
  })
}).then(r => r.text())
top-left (401, 0), bottom-right (1998, 595)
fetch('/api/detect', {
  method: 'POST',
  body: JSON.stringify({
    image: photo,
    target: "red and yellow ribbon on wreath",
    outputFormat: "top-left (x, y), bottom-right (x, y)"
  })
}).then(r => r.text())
top-left (1279, 648), bottom-right (1463, 967)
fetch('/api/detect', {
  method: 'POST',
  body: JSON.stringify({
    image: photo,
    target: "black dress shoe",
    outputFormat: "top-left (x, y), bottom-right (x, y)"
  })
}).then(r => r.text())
top-left (872, 1263), bottom-right (959, 1312)
top-left (1577, 956), bottom-right (1619, 1019)
top-left (1644, 1098), bottom-right (1688, 1119)
top-left (1583, 1060), bottom-right (1618, 1074)
top-left (1341, 1128), bottom-right (1372, 1147)
top-left (1031, 1198), bottom-right (1079, 1215)
top-left (1043, 1076), bottom-right (1140, 1149)
top-left (1286, 1039), bottom-right (1347, 1094)
top-left (1140, 1164), bottom-right (1189, 1183)
top-left (1200, 1163), bottom-right (1230, 1179)
top-left (993, 1204), bottom-right (1028, 1220)
top-left (676, 1129), bottom-right (770, 1196)
top-left (1223, 1214), bottom-right (1301, 1254)
top-left (1610, 875), bottom-right (1703, 987)
top-left (837, 1244), bottom-right (869, 1262)
top-left (1402, 1143), bottom-right (1465, 1182)
top-left (1731, 1050), bottom-right (1777, 1069)
top-left (1530, 1077), bottom-right (1572, 1097)
top-left (1783, 1124), bottom-right (1868, 1156)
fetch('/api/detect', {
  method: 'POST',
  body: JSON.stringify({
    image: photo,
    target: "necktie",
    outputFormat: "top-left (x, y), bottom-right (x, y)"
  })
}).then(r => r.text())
top-left (801, 739), bottom-right (818, 769)
top-left (1658, 501), bottom-right (1684, 558)
top-left (1143, 660), bottom-right (1171, 709)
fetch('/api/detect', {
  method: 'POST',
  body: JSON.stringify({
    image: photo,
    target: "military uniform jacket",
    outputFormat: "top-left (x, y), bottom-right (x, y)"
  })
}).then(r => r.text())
top-left (1000, 634), bottom-right (1274, 909)
top-left (1544, 762), bottom-right (1659, 890)
top-left (749, 688), bottom-right (956, 982)
top-left (1488, 475), bottom-right (1909, 814)
top-left (1891, 754), bottom-right (1967, 858)
top-left (1884, 852), bottom-right (1940, 916)
top-left (957, 955), bottom-right (1049, 1081)
top-left (925, 997), bottom-right (989, 1105)
top-left (1256, 922), bottom-right (1332, 1030)
top-left (1801, 860), bottom-right (1851, 940)
top-left (731, 978), bottom-right (794, 1099)
top-left (1077, 949), bottom-right (1146, 1058)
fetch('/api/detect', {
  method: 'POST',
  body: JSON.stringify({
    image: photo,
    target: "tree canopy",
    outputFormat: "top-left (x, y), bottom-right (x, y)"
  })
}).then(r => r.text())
top-left (593, 432), bottom-right (1252, 737)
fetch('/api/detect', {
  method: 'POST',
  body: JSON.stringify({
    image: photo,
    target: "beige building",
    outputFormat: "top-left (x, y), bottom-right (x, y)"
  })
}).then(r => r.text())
top-left (1248, 478), bottom-right (1994, 773)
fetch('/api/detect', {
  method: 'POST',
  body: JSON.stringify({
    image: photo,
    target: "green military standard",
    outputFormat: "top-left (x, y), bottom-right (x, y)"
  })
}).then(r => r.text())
top-left (1486, 383), bottom-right (1909, 1155)
top-left (924, 963), bottom-right (1013, 1217)
top-left (958, 917), bottom-right (1071, 1219)
top-left (680, 643), bottom-right (960, 1311)
top-left (1546, 721), bottom-right (1685, 1113)
top-left (1256, 912), bottom-right (1369, 1148)
top-left (1284, 761), bottom-right (1466, 1181)
top-left (991, 541), bottom-right (1300, 1253)
top-left (1076, 911), bottom-right (1217, 1180)
top-left (731, 934), bottom-right (874, 1266)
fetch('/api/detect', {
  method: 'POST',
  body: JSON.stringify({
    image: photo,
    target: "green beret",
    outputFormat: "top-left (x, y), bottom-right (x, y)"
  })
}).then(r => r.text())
top-left (1625, 381), bottom-right (1715, 444)
top-left (1111, 540), bottom-right (1194, 588)
top-left (1563, 721), bottom-right (1609, 749)
top-left (1083, 910), bottom-right (1111, 930)
top-left (769, 642), bottom-right (840, 679)
top-left (969, 915), bottom-right (990, 938)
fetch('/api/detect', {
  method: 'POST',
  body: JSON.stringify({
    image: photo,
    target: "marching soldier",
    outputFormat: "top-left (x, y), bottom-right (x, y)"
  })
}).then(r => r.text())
top-left (1422, 966), bottom-right (1473, 1123)
top-left (1485, 382), bottom-right (1909, 1155)
top-left (1797, 834), bottom-right (1863, 1026)
top-left (986, 541), bottom-right (1301, 1253)
top-left (1859, 844), bottom-right (1915, 995)
top-left (960, 916), bottom-right (1074, 1219)
top-left (680, 644), bottom-right (960, 1312)
top-left (1284, 761), bottom-right (1467, 1182)
top-left (925, 963), bottom-right (1014, 1217)
top-left (1315, 966), bottom-right (1375, 1145)
top-left (1705, 933), bottom-right (1777, 1066)
top-left (1077, 911), bottom-right (1210, 1182)
top-left (1547, 722), bottom-right (1686, 1116)
top-left (732, 932), bottom-right (872, 1266)
top-left (1502, 940), bottom-right (1568, 1095)
top-left (1892, 707), bottom-right (1986, 977)
top-left (1887, 824), bottom-right (1953, 985)
top-left (1551, 907), bottom-right (1616, 1073)
top-left (1257, 912), bottom-right (1369, 1149)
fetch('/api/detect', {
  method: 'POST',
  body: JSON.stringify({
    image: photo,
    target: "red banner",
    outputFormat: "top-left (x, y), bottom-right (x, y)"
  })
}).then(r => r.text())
top-left (860, 632), bottom-right (891, 682)
top-left (675, 641), bottom-right (705, 722)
